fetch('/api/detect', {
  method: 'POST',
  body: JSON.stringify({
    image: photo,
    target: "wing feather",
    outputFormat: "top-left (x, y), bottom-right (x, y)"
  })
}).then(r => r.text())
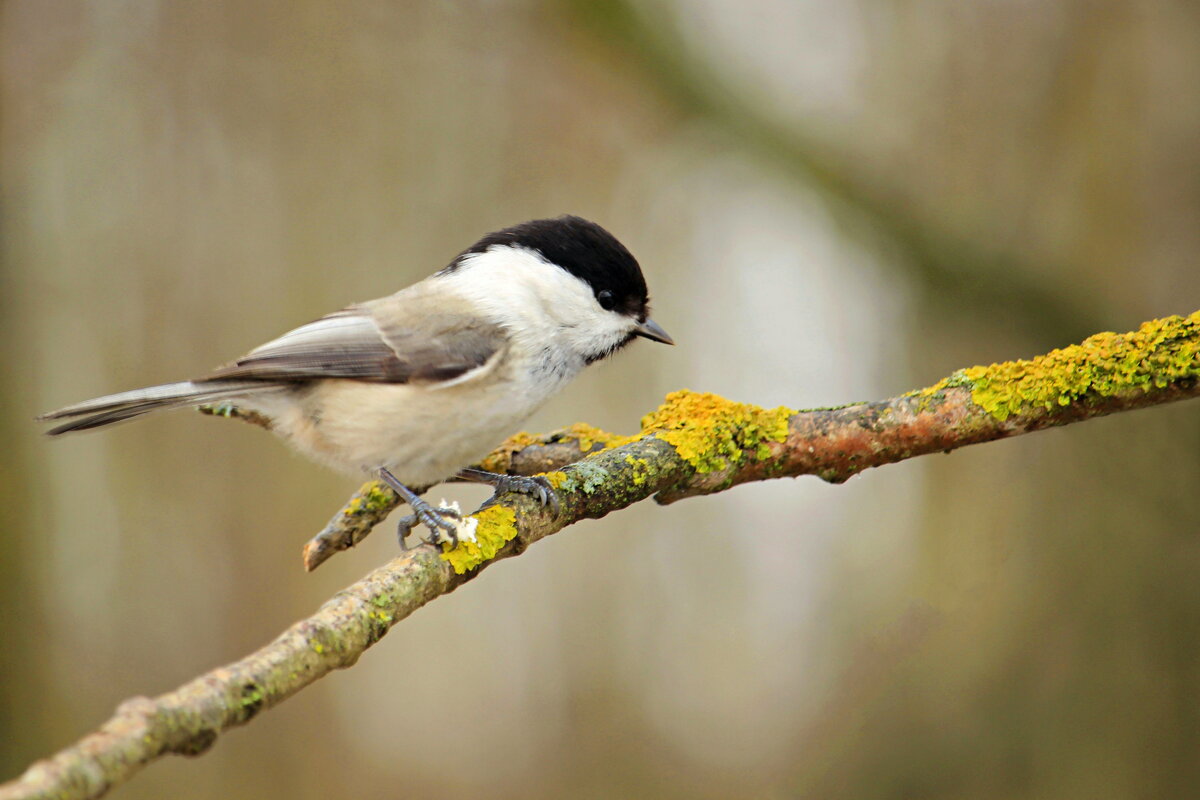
top-left (205, 302), bottom-right (506, 385)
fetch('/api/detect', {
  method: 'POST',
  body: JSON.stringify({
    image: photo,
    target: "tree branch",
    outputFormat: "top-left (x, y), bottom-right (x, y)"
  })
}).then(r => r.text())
top-left (5, 311), bottom-right (1199, 800)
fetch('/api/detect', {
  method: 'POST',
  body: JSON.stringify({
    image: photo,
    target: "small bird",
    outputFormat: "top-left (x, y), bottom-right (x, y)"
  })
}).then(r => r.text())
top-left (39, 215), bottom-right (673, 544)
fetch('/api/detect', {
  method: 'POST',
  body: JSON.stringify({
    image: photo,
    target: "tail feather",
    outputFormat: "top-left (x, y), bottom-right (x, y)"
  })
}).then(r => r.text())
top-left (39, 380), bottom-right (273, 435)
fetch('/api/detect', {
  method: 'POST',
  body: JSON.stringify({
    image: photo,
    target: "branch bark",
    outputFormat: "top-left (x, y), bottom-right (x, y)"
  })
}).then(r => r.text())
top-left (5, 311), bottom-right (1199, 800)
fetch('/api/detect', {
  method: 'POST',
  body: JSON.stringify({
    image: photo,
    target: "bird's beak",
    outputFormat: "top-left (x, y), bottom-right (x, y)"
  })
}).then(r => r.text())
top-left (634, 318), bottom-right (675, 345)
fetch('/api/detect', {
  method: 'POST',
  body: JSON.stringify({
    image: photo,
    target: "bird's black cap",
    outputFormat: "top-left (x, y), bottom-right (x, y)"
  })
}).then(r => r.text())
top-left (446, 215), bottom-right (650, 319)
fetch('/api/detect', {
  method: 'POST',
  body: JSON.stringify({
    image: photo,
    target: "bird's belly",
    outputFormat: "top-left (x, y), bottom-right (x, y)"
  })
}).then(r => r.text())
top-left (260, 378), bottom-right (551, 486)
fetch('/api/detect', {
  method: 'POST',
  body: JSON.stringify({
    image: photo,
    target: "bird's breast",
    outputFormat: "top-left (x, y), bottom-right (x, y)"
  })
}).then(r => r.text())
top-left (262, 362), bottom-right (570, 486)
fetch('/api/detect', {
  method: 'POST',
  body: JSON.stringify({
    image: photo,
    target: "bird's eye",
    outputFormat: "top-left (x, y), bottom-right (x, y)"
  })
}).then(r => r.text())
top-left (597, 290), bottom-right (616, 310)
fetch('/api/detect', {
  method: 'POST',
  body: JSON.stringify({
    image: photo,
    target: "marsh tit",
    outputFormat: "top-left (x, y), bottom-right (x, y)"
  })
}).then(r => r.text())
top-left (40, 215), bottom-right (673, 544)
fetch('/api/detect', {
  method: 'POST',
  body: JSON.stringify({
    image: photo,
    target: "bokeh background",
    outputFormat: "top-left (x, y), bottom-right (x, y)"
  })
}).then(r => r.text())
top-left (4, 1), bottom-right (1200, 797)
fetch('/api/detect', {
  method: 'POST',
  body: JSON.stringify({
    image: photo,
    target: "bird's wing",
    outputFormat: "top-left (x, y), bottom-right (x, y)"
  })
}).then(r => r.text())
top-left (204, 301), bottom-right (507, 385)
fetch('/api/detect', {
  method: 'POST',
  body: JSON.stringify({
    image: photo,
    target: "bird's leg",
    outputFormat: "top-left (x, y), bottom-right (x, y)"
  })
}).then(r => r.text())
top-left (378, 468), bottom-right (463, 547)
top-left (456, 467), bottom-right (560, 514)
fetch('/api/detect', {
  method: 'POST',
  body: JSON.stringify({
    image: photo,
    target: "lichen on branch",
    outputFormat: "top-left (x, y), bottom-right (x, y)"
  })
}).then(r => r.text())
top-left (439, 506), bottom-right (519, 574)
top-left (302, 312), bottom-right (1200, 572)
top-left (920, 311), bottom-right (1200, 421)
top-left (640, 390), bottom-right (793, 473)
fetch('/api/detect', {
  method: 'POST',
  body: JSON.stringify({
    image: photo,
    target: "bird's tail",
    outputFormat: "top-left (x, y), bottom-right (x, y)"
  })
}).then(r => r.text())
top-left (38, 380), bottom-right (272, 435)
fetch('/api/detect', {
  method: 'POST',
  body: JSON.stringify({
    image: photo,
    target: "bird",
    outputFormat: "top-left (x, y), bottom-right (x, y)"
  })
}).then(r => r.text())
top-left (39, 215), bottom-right (673, 545)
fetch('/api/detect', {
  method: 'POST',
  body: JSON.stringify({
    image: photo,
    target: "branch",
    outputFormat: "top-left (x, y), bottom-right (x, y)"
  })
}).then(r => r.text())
top-left (301, 423), bottom-right (627, 570)
top-left (6, 311), bottom-right (1200, 800)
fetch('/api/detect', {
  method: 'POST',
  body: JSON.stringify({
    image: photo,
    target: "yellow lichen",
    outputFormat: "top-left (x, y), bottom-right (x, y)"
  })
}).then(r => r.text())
top-left (342, 481), bottom-right (396, 517)
top-left (914, 312), bottom-right (1200, 421)
top-left (640, 390), bottom-right (795, 473)
top-left (476, 431), bottom-right (543, 473)
top-left (561, 422), bottom-right (631, 452)
top-left (543, 471), bottom-right (570, 490)
top-left (440, 505), bottom-right (519, 574)
top-left (623, 454), bottom-right (652, 485)
top-left (475, 423), bottom-right (632, 473)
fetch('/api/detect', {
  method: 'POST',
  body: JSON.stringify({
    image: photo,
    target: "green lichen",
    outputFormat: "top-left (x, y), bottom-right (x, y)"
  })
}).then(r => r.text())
top-left (368, 608), bottom-right (393, 625)
top-left (639, 390), bottom-right (795, 473)
top-left (910, 369), bottom-right (974, 411)
top-left (937, 312), bottom-right (1200, 422)
top-left (342, 481), bottom-right (396, 517)
top-left (440, 505), bottom-right (519, 574)
top-left (571, 460), bottom-right (611, 493)
top-left (550, 460), bottom-right (609, 495)
top-left (623, 455), bottom-right (652, 485)
top-left (239, 684), bottom-right (264, 711)
top-left (545, 457), bottom-right (616, 497)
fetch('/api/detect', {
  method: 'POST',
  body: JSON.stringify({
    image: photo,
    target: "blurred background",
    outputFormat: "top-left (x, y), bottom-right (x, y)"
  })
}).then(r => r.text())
top-left (3, 1), bottom-right (1200, 797)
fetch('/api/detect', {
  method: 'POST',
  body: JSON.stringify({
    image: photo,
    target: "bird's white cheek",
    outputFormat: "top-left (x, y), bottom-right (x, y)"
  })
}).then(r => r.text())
top-left (564, 315), bottom-right (636, 361)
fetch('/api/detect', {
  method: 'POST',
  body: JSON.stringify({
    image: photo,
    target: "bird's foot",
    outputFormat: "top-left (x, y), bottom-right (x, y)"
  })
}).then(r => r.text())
top-left (378, 467), bottom-right (465, 548)
top-left (457, 468), bottom-right (560, 514)
top-left (394, 498), bottom-right (464, 548)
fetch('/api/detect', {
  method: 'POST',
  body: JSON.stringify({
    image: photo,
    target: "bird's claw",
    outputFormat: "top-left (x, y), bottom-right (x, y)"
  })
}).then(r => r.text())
top-left (486, 474), bottom-right (560, 514)
top-left (456, 467), bottom-right (561, 515)
top-left (395, 500), bottom-right (463, 548)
